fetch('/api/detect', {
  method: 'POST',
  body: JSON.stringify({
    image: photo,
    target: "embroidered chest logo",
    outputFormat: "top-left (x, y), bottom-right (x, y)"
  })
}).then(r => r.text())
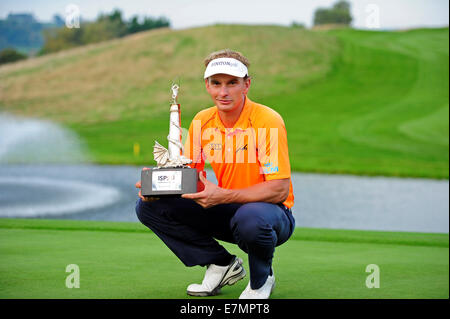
top-left (208, 143), bottom-right (222, 151)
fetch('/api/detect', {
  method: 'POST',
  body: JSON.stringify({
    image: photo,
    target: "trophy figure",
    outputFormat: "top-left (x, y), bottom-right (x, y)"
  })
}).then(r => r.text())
top-left (140, 84), bottom-right (199, 197)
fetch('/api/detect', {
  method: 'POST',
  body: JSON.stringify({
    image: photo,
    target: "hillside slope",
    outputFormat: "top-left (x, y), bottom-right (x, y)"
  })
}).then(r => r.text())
top-left (0, 25), bottom-right (448, 178)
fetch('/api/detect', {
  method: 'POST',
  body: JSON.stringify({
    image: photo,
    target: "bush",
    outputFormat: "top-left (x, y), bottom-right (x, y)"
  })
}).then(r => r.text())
top-left (0, 48), bottom-right (27, 65)
top-left (291, 22), bottom-right (306, 29)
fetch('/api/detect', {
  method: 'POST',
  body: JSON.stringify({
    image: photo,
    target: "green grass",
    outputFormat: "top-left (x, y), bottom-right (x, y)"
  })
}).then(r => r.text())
top-left (0, 25), bottom-right (448, 178)
top-left (0, 218), bottom-right (448, 299)
top-left (262, 28), bottom-right (449, 178)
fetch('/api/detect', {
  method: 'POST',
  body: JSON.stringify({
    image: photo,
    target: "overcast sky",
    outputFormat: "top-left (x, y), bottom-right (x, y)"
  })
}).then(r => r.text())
top-left (0, 0), bottom-right (448, 30)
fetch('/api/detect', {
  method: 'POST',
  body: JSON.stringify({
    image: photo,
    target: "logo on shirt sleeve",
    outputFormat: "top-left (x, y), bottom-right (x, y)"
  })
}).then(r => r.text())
top-left (261, 162), bottom-right (279, 174)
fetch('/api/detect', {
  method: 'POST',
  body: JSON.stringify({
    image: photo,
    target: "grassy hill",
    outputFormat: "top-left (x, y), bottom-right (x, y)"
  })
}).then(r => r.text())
top-left (0, 25), bottom-right (448, 178)
top-left (0, 218), bottom-right (448, 298)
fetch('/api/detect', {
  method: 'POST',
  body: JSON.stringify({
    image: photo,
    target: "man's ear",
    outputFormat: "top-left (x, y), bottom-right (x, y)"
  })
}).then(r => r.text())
top-left (243, 77), bottom-right (251, 94)
top-left (205, 78), bottom-right (209, 89)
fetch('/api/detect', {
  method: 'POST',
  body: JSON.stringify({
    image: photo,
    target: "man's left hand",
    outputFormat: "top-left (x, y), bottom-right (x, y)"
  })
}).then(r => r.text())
top-left (181, 172), bottom-right (227, 208)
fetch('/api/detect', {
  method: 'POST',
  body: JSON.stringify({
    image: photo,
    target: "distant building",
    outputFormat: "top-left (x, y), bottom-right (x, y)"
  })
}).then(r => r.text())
top-left (7, 13), bottom-right (36, 24)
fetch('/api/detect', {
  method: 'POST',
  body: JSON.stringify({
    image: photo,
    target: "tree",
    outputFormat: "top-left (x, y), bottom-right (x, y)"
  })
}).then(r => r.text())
top-left (126, 15), bottom-right (170, 34)
top-left (0, 48), bottom-right (27, 64)
top-left (313, 0), bottom-right (352, 26)
top-left (333, 0), bottom-right (350, 11)
top-left (40, 9), bottom-right (171, 54)
top-left (40, 26), bottom-right (83, 54)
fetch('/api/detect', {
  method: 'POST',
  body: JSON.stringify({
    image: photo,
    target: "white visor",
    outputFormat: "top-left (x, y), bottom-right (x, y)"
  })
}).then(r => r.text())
top-left (204, 57), bottom-right (248, 79)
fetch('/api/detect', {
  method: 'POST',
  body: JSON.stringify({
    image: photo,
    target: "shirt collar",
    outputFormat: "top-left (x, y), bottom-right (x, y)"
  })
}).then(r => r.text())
top-left (213, 96), bottom-right (253, 135)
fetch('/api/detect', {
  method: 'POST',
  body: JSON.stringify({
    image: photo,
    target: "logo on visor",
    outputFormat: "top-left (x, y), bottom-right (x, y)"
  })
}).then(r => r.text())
top-left (210, 61), bottom-right (239, 68)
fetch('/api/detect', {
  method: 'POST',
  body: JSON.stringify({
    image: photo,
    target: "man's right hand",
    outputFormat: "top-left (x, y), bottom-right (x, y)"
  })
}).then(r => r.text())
top-left (136, 167), bottom-right (159, 202)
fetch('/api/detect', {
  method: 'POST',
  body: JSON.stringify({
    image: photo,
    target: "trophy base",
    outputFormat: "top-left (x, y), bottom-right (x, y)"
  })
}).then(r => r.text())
top-left (141, 167), bottom-right (199, 197)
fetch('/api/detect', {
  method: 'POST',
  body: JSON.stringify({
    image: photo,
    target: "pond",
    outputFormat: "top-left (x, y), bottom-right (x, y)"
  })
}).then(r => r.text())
top-left (0, 164), bottom-right (447, 233)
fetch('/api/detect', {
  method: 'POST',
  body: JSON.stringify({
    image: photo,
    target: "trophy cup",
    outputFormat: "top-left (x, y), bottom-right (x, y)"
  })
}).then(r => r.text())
top-left (140, 83), bottom-right (199, 197)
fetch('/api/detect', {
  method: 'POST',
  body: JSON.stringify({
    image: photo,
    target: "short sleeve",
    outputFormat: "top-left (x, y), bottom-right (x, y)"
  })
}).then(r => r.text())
top-left (257, 112), bottom-right (291, 180)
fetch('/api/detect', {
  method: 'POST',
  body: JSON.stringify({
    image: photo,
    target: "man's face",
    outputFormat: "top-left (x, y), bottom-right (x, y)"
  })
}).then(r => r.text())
top-left (205, 74), bottom-right (251, 113)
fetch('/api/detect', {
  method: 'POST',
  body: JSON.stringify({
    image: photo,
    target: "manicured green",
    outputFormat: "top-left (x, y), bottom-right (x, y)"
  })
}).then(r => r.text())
top-left (268, 27), bottom-right (449, 178)
top-left (0, 218), bottom-right (447, 299)
top-left (0, 25), bottom-right (448, 178)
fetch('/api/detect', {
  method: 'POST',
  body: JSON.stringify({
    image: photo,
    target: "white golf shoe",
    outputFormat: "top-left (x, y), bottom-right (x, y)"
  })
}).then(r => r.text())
top-left (187, 256), bottom-right (246, 296)
top-left (239, 273), bottom-right (275, 299)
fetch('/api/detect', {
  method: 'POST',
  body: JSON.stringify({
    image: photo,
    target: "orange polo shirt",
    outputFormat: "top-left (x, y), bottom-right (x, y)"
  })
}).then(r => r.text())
top-left (184, 97), bottom-right (294, 209)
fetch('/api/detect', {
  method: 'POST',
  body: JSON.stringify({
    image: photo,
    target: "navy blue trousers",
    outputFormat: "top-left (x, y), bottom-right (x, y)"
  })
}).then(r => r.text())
top-left (135, 198), bottom-right (295, 289)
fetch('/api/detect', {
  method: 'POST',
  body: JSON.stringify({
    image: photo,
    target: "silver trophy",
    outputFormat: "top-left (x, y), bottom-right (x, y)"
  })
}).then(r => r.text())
top-left (140, 83), bottom-right (199, 197)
